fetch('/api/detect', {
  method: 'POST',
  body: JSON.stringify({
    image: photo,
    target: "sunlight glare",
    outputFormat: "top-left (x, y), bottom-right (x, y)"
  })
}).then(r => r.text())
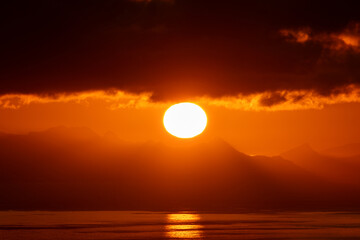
top-left (163, 102), bottom-right (207, 138)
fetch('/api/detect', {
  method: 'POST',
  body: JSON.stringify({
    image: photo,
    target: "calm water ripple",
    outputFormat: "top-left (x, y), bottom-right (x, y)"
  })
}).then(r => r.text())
top-left (1, 211), bottom-right (360, 240)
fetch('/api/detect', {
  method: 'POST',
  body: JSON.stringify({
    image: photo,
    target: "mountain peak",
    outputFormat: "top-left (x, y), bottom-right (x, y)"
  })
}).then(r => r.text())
top-left (322, 143), bottom-right (360, 158)
top-left (281, 143), bottom-right (318, 160)
top-left (28, 126), bottom-right (99, 141)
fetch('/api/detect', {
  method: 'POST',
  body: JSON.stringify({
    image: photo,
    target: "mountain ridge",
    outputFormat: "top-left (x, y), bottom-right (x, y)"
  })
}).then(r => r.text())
top-left (281, 144), bottom-right (360, 186)
top-left (0, 127), bottom-right (359, 211)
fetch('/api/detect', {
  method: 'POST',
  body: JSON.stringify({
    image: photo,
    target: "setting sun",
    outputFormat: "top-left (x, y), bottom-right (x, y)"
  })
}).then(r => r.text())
top-left (2, 2), bottom-right (360, 240)
top-left (163, 102), bottom-right (207, 139)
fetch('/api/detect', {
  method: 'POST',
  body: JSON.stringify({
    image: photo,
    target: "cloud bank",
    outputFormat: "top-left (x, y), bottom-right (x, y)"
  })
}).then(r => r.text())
top-left (1, 84), bottom-right (360, 111)
top-left (280, 22), bottom-right (360, 52)
top-left (0, 1), bottom-right (359, 102)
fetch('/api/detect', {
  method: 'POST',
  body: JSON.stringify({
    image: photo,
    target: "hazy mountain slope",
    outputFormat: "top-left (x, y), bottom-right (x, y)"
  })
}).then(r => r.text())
top-left (0, 128), bottom-right (359, 211)
top-left (282, 144), bottom-right (360, 186)
top-left (321, 143), bottom-right (360, 158)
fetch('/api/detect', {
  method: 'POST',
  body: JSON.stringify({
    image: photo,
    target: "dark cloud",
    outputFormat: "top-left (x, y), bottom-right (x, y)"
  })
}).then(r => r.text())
top-left (0, 0), bottom-right (360, 100)
top-left (259, 93), bottom-right (287, 107)
top-left (280, 22), bottom-right (360, 52)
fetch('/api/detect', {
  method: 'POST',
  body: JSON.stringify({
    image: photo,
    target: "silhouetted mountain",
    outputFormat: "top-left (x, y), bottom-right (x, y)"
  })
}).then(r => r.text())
top-left (29, 126), bottom-right (100, 142)
top-left (322, 143), bottom-right (360, 158)
top-left (282, 144), bottom-right (360, 186)
top-left (0, 128), bottom-right (359, 211)
top-left (281, 143), bottom-right (317, 160)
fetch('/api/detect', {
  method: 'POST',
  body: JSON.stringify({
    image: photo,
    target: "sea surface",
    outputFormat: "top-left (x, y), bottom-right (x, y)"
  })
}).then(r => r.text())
top-left (1, 211), bottom-right (360, 240)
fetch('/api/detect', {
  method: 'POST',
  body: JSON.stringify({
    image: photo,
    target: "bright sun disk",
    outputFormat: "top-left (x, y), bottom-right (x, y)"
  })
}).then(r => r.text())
top-left (163, 102), bottom-right (207, 139)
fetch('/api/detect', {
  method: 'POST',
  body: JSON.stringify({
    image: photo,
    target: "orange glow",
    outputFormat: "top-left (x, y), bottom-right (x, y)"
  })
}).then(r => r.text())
top-left (1, 84), bottom-right (360, 111)
top-left (279, 28), bottom-right (310, 43)
top-left (280, 23), bottom-right (360, 52)
top-left (2, 1), bottom-right (360, 230)
top-left (1, 86), bottom-right (360, 156)
top-left (339, 34), bottom-right (359, 47)
top-left (0, 90), bottom-right (154, 110)
top-left (167, 213), bottom-right (200, 222)
top-left (163, 103), bottom-right (207, 138)
top-left (166, 213), bottom-right (203, 239)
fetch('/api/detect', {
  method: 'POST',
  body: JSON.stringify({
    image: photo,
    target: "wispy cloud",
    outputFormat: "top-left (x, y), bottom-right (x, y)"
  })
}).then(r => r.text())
top-left (197, 84), bottom-right (360, 111)
top-left (280, 22), bottom-right (360, 52)
top-left (1, 85), bottom-right (360, 111)
top-left (0, 90), bottom-right (155, 110)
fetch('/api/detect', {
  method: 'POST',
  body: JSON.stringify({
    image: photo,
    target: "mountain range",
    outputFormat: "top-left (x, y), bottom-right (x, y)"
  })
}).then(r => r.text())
top-left (0, 126), bottom-right (359, 211)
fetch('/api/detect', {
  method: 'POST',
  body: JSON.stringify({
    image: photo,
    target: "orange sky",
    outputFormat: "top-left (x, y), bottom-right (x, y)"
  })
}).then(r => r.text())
top-left (1, 90), bottom-right (360, 156)
top-left (1, 1), bottom-right (359, 157)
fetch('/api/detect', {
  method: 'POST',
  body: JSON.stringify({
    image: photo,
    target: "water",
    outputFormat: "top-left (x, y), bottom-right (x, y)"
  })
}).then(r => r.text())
top-left (1, 211), bottom-right (360, 239)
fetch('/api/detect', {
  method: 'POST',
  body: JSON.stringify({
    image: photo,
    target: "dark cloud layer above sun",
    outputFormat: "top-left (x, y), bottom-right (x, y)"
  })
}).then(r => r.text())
top-left (1, 0), bottom-right (359, 102)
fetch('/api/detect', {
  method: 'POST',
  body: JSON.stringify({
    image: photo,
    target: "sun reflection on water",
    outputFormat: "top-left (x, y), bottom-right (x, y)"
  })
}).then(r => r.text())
top-left (166, 213), bottom-right (203, 239)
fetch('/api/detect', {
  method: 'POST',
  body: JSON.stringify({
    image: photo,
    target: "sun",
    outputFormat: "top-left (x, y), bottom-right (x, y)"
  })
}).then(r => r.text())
top-left (163, 102), bottom-right (207, 139)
